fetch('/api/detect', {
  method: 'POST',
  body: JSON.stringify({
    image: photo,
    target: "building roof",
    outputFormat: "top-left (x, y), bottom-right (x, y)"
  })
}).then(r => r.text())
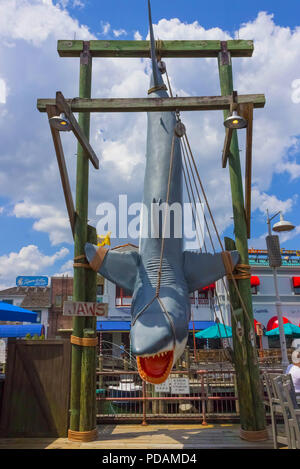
top-left (0, 287), bottom-right (50, 309)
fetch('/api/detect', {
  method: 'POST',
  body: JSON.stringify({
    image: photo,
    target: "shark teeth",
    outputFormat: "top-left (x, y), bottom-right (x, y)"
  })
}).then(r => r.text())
top-left (136, 350), bottom-right (174, 384)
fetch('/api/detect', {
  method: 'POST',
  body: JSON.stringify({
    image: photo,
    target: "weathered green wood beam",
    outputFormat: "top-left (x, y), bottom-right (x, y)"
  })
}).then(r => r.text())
top-left (55, 91), bottom-right (99, 169)
top-left (57, 39), bottom-right (254, 58)
top-left (38, 94), bottom-right (265, 113)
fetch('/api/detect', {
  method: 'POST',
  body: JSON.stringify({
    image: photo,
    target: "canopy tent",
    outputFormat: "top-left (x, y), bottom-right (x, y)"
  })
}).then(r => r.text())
top-left (265, 323), bottom-right (300, 337)
top-left (0, 324), bottom-right (44, 338)
top-left (0, 302), bottom-right (37, 322)
top-left (267, 315), bottom-right (290, 331)
top-left (195, 323), bottom-right (232, 339)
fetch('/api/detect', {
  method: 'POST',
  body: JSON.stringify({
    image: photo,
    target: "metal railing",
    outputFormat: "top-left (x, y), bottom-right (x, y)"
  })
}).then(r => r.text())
top-left (96, 368), bottom-right (239, 424)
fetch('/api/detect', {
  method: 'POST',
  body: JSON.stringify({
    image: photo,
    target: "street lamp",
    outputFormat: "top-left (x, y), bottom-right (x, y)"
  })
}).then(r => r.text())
top-left (266, 210), bottom-right (295, 370)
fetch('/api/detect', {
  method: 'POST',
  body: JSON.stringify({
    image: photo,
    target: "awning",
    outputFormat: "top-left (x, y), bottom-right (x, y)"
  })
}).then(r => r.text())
top-left (195, 323), bottom-right (232, 339)
top-left (0, 324), bottom-right (44, 338)
top-left (250, 276), bottom-right (260, 287)
top-left (292, 277), bottom-right (300, 288)
top-left (191, 321), bottom-right (215, 330)
top-left (202, 283), bottom-right (215, 291)
top-left (96, 320), bottom-right (215, 332)
top-left (266, 323), bottom-right (300, 337)
top-left (97, 321), bottom-right (131, 332)
top-left (267, 315), bottom-right (290, 331)
top-left (0, 302), bottom-right (37, 322)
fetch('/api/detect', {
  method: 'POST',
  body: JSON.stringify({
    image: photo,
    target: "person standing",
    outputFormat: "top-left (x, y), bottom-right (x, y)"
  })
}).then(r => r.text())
top-left (285, 349), bottom-right (300, 393)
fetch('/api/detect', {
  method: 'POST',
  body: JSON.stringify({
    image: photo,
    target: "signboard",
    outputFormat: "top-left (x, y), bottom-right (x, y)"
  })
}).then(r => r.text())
top-left (155, 379), bottom-right (171, 393)
top-left (155, 377), bottom-right (190, 394)
top-left (170, 378), bottom-right (190, 395)
top-left (63, 301), bottom-right (108, 317)
top-left (16, 276), bottom-right (48, 287)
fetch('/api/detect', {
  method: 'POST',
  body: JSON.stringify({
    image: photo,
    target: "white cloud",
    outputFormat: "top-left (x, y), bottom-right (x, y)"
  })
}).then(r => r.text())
top-left (13, 201), bottom-right (72, 245)
top-left (251, 187), bottom-right (296, 216)
top-left (0, 244), bottom-right (69, 289)
top-left (0, 79), bottom-right (7, 103)
top-left (100, 20), bottom-right (110, 36)
top-left (134, 31), bottom-right (142, 41)
top-left (0, 3), bottom-right (299, 273)
top-left (0, 0), bottom-right (92, 46)
top-left (113, 29), bottom-right (127, 38)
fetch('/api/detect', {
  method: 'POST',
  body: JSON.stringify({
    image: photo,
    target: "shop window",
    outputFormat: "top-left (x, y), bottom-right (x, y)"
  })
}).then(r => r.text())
top-left (32, 310), bottom-right (41, 323)
top-left (292, 277), bottom-right (300, 295)
top-left (55, 295), bottom-right (62, 306)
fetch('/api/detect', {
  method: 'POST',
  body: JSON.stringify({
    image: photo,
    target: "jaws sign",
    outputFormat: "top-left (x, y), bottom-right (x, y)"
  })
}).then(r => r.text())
top-left (63, 301), bottom-right (108, 317)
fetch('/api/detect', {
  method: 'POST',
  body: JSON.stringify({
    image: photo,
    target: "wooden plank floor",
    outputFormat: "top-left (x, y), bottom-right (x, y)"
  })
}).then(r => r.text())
top-left (0, 424), bottom-right (276, 449)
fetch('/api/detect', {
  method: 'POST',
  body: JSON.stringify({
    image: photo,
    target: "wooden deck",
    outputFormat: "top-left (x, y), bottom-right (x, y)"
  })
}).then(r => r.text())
top-left (0, 424), bottom-right (276, 449)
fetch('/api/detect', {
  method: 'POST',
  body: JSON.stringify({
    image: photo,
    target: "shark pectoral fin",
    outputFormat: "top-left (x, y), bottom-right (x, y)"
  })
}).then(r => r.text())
top-left (85, 243), bottom-right (140, 294)
top-left (183, 250), bottom-right (240, 293)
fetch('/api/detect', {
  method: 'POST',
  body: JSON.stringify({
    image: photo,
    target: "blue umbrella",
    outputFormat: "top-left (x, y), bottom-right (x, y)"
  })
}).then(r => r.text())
top-left (0, 302), bottom-right (37, 322)
top-left (195, 323), bottom-right (232, 339)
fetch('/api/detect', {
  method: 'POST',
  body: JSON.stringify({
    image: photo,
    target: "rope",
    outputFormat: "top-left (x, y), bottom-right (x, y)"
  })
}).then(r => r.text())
top-left (68, 428), bottom-right (98, 442)
top-left (73, 254), bottom-right (92, 269)
top-left (132, 127), bottom-right (178, 351)
top-left (148, 84), bottom-right (167, 95)
top-left (70, 335), bottom-right (98, 347)
top-left (181, 139), bottom-right (206, 252)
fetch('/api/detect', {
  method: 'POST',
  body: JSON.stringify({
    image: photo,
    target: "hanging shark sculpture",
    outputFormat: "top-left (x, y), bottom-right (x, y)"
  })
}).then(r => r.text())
top-left (85, 1), bottom-right (240, 384)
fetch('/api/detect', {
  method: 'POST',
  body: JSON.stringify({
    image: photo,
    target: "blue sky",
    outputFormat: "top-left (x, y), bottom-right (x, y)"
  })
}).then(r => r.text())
top-left (0, 0), bottom-right (299, 288)
top-left (64, 1), bottom-right (300, 37)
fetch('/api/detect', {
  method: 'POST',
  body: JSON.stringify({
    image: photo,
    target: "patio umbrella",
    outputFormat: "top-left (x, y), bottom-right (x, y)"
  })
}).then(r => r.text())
top-left (265, 322), bottom-right (300, 337)
top-left (195, 323), bottom-right (232, 339)
top-left (0, 302), bottom-right (37, 322)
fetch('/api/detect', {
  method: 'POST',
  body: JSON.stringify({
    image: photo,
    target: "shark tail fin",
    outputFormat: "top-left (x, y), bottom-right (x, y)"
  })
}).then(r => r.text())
top-left (147, 0), bottom-right (165, 91)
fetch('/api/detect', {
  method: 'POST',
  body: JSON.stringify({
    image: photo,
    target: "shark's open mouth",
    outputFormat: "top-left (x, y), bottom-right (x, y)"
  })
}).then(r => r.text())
top-left (136, 350), bottom-right (174, 384)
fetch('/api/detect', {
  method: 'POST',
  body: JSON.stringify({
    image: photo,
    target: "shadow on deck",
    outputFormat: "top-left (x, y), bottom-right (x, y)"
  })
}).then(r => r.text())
top-left (0, 423), bottom-right (276, 449)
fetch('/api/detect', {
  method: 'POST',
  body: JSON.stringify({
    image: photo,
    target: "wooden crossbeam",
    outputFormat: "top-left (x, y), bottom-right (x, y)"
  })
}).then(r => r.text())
top-left (55, 92), bottom-right (99, 169)
top-left (46, 104), bottom-right (76, 236)
top-left (57, 39), bottom-right (254, 58)
top-left (37, 94), bottom-right (265, 113)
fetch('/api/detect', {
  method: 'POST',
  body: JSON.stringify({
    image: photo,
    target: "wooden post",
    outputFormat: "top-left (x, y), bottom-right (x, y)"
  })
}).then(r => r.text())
top-left (79, 329), bottom-right (96, 432)
top-left (218, 42), bottom-right (267, 440)
top-left (69, 41), bottom-right (93, 435)
top-left (84, 225), bottom-right (97, 433)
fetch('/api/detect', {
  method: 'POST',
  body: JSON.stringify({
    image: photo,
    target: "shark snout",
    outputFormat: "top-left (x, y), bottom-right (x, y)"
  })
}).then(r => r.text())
top-left (130, 315), bottom-right (173, 356)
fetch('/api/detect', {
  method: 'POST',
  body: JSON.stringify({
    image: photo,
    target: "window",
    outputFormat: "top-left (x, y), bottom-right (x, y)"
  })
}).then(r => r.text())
top-left (32, 310), bottom-right (41, 323)
top-left (97, 285), bottom-right (104, 296)
top-left (0, 299), bottom-right (13, 304)
top-left (67, 296), bottom-right (73, 301)
top-left (55, 295), bottom-right (62, 306)
top-left (292, 277), bottom-right (300, 295)
top-left (250, 276), bottom-right (260, 295)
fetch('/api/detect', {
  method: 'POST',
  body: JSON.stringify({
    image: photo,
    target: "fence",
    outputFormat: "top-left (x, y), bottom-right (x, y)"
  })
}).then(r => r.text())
top-left (96, 368), bottom-right (240, 424)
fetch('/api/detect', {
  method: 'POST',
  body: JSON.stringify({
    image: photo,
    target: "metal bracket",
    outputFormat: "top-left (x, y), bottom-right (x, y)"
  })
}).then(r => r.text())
top-left (80, 41), bottom-right (91, 65)
top-left (220, 41), bottom-right (231, 66)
